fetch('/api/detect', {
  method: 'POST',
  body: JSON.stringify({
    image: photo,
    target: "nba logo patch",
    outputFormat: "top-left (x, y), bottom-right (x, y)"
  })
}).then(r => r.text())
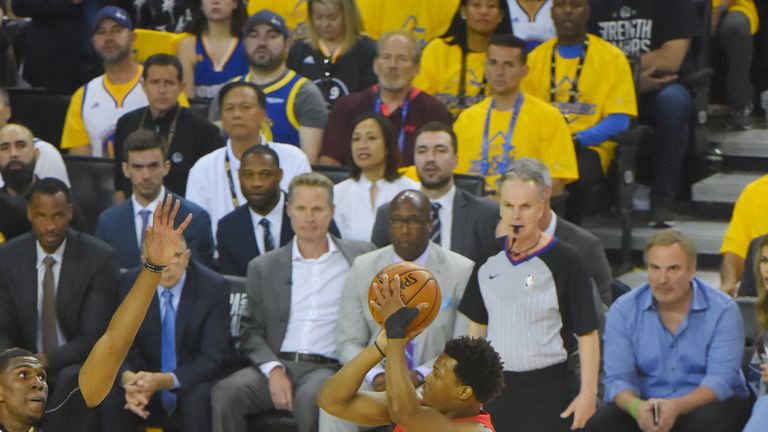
top-left (524, 274), bottom-right (534, 290)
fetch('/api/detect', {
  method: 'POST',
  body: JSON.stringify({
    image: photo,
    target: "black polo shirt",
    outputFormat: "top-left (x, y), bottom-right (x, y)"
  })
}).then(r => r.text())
top-left (113, 104), bottom-right (224, 196)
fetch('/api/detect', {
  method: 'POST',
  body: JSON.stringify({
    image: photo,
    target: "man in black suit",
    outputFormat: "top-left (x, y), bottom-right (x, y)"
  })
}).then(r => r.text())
top-left (0, 178), bottom-right (120, 403)
top-left (371, 122), bottom-right (499, 261)
top-left (96, 129), bottom-right (214, 269)
top-left (99, 237), bottom-right (230, 432)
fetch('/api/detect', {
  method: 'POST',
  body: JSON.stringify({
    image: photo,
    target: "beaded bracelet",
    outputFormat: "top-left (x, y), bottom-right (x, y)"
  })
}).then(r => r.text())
top-left (144, 260), bottom-right (167, 273)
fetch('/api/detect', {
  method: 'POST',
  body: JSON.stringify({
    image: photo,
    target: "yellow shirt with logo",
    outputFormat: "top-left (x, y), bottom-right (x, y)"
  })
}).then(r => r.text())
top-left (522, 34), bottom-right (637, 173)
top-left (414, 38), bottom-right (487, 117)
top-left (454, 94), bottom-right (578, 192)
top-left (713, 0), bottom-right (758, 34)
top-left (720, 174), bottom-right (768, 258)
top-left (247, 0), bottom-right (309, 40)
top-left (356, 0), bottom-right (459, 46)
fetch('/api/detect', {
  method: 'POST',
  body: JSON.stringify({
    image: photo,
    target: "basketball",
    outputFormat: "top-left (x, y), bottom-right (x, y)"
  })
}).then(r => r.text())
top-left (368, 262), bottom-right (441, 335)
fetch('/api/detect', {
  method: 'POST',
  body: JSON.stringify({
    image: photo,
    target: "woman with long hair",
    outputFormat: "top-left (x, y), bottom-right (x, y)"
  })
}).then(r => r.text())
top-left (413, 0), bottom-right (512, 116)
top-left (333, 113), bottom-right (419, 241)
top-left (287, 0), bottom-right (377, 108)
top-left (744, 235), bottom-right (768, 431)
top-left (177, 0), bottom-right (249, 100)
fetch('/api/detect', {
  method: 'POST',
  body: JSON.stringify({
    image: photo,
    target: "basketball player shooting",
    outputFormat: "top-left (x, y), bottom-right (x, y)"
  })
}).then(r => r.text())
top-left (317, 274), bottom-right (505, 432)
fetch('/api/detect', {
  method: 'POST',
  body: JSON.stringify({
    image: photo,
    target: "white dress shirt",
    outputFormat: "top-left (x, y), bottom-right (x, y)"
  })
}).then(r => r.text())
top-left (431, 185), bottom-right (456, 250)
top-left (185, 139), bottom-right (311, 238)
top-left (544, 210), bottom-right (558, 236)
top-left (333, 175), bottom-right (420, 241)
top-left (35, 240), bottom-right (68, 352)
top-left (248, 192), bottom-right (285, 254)
top-left (131, 186), bottom-right (166, 252)
top-left (0, 139), bottom-right (70, 189)
top-left (259, 236), bottom-right (350, 376)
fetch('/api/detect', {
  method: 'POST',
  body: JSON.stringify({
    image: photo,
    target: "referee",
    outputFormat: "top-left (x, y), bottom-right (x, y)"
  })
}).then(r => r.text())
top-left (459, 160), bottom-right (600, 431)
top-left (0, 196), bottom-right (191, 432)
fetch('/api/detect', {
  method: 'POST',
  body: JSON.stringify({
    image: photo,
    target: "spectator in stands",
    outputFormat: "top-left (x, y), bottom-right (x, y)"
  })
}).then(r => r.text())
top-left (319, 31), bottom-right (453, 167)
top-left (454, 34), bottom-right (578, 195)
top-left (355, 0), bottom-right (460, 47)
top-left (743, 235), bottom-right (768, 432)
top-left (325, 189), bottom-right (474, 432)
top-left (720, 173), bottom-right (768, 296)
top-left (0, 0), bottom-right (17, 87)
top-left (507, 0), bottom-right (556, 50)
top-left (177, 0), bottom-right (249, 100)
top-left (712, 0), bottom-right (759, 130)
top-left (112, 54), bottom-right (224, 199)
top-left (247, 0), bottom-right (309, 40)
top-left (588, 230), bottom-right (751, 432)
top-left (0, 91), bottom-right (71, 190)
top-left (0, 124), bottom-right (69, 198)
top-left (0, 178), bottom-right (120, 406)
top-left (96, 130), bottom-right (214, 269)
top-left (216, 146), bottom-right (292, 276)
top-left (60, 6), bottom-right (149, 158)
top-left (522, 0), bottom-right (636, 224)
top-left (590, 0), bottom-right (698, 228)
top-left (99, 236), bottom-right (230, 432)
top-left (333, 114), bottom-right (420, 241)
top-left (739, 234), bottom-right (766, 297)
top-left (187, 81), bottom-right (311, 238)
top-left (209, 10), bottom-right (328, 162)
top-left (371, 121), bottom-right (500, 261)
top-left (119, 0), bottom-right (192, 32)
top-left (12, 0), bottom-right (102, 93)
top-left (287, 0), bottom-right (377, 108)
top-left (459, 167), bottom-right (600, 431)
top-left (211, 172), bottom-right (375, 432)
top-left (414, 0), bottom-right (512, 116)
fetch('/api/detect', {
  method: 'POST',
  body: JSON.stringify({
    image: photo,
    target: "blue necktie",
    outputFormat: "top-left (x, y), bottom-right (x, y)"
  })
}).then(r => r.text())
top-left (139, 209), bottom-right (152, 251)
top-left (430, 202), bottom-right (442, 245)
top-left (259, 218), bottom-right (274, 252)
top-left (160, 290), bottom-right (177, 415)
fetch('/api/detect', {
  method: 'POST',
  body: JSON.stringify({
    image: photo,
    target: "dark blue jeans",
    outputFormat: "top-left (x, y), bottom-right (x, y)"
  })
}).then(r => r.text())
top-left (639, 82), bottom-right (692, 204)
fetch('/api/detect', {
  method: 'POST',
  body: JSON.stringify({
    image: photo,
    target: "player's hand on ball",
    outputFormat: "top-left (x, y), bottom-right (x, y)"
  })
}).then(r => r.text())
top-left (371, 273), bottom-right (406, 321)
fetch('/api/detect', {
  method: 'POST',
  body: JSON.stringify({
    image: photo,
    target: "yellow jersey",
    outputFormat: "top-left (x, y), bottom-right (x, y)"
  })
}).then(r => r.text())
top-left (356, 0), bottom-right (460, 46)
top-left (414, 38), bottom-right (487, 117)
top-left (720, 174), bottom-right (768, 258)
top-left (454, 93), bottom-right (578, 192)
top-left (713, 0), bottom-right (758, 34)
top-left (247, 0), bottom-right (309, 40)
top-left (522, 34), bottom-right (637, 173)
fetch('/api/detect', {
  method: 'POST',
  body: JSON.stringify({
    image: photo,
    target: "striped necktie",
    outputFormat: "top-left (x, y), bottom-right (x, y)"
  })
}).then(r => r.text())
top-left (430, 202), bottom-right (442, 245)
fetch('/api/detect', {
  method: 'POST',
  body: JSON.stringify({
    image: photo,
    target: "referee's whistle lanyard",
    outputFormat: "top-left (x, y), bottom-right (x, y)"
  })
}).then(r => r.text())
top-left (481, 94), bottom-right (524, 176)
top-left (374, 90), bottom-right (412, 154)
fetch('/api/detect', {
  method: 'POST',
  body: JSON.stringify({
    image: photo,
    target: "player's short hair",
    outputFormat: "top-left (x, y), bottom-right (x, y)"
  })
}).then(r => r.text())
top-left (124, 129), bottom-right (168, 160)
top-left (241, 144), bottom-right (281, 169)
top-left (644, 229), bottom-right (698, 269)
top-left (287, 172), bottom-right (334, 207)
top-left (444, 336), bottom-right (504, 403)
top-left (0, 348), bottom-right (36, 373)
top-left (414, 121), bottom-right (458, 154)
top-left (489, 33), bottom-right (528, 63)
top-left (25, 178), bottom-right (71, 204)
top-left (218, 81), bottom-right (267, 111)
top-left (143, 54), bottom-right (184, 82)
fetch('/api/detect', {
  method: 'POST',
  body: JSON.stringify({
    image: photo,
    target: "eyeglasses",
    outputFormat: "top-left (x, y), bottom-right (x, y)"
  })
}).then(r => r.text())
top-left (389, 217), bottom-right (428, 228)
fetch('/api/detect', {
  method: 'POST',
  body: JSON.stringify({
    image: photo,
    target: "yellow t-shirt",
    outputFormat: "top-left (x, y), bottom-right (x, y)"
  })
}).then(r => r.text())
top-left (414, 38), bottom-right (487, 117)
top-left (454, 94), bottom-right (579, 192)
top-left (720, 174), bottom-right (768, 258)
top-left (713, 0), bottom-right (759, 34)
top-left (356, 0), bottom-right (460, 46)
top-left (247, 0), bottom-right (309, 40)
top-left (522, 34), bottom-right (637, 173)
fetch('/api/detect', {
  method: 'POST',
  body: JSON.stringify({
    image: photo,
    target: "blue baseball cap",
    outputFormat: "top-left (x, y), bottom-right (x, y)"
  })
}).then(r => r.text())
top-left (243, 10), bottom-right (290, 39)
top-left (92, 6), bottom-right (133, 35)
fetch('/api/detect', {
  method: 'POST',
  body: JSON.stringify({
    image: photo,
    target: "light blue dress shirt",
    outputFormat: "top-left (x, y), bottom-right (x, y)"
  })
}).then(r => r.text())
top-left (157, 272), bottom-right (186, 389)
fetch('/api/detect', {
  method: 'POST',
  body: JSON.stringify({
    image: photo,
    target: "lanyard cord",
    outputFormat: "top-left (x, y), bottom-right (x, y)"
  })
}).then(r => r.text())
top-left (549, 39), bottom-right (589, 104)
top-left (480, 94), bottom-right (524, 176)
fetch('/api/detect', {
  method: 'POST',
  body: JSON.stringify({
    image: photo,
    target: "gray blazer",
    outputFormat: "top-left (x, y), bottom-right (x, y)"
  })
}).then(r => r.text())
top-left (336, 243), bottom-right (474, 370)
top-left (240, 236), bottom-right (375, 367)
top-left (554, 215), bottom-right (613, 306)
top-left (371, 187), bottom-right (499, 261)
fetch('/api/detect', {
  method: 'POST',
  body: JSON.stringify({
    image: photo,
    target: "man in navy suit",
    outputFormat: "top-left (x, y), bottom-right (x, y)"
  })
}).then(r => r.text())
top-left (99, 237), bottom-right (230, 432)
top-left (96, 129), bottom-right (214, 269)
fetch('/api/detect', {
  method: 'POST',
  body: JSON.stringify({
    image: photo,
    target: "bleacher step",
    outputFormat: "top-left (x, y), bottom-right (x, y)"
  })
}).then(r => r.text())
top-left (585, 219), bottom-right (727, 257)
top-left (708, 129), bottom-right (768, 158)
top-left (691, 172), bottom-right (761, 204)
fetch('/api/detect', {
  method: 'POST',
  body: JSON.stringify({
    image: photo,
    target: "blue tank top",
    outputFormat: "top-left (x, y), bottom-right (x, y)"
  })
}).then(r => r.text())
top-left (194, 35), bottom-right (249, 100)
top-left (239, 70), bottom-right (306, 146)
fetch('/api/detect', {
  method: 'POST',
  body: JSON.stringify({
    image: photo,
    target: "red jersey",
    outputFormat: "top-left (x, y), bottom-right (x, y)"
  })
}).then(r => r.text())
top-left (393, 410), bottom-right (495, 432)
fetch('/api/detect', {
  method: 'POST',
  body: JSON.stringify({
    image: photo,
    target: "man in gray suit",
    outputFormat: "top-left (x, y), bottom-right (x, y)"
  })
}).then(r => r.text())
top-left (322, 189), bottom-right (474, 431)
top-left (210, 172), bottom-right (375, 432)
top-left (371, 122), bottom-right (499, 261)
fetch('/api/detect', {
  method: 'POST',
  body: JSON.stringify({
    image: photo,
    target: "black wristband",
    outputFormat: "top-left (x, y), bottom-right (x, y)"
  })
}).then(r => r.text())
top-left (144, 260), bottom-right (167, 273)
top-left (384, 307), bottom-right (419, 339)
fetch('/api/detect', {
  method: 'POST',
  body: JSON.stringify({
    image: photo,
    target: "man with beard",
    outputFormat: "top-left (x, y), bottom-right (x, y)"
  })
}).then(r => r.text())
top-left (208, 10), bottom-right (328, 163)
top-left (371, 122), bottom-right (499, 261)
top-left (319, 31), bottom-right (453, 167)
top-left (60, 6), bottom-right (187, 158)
